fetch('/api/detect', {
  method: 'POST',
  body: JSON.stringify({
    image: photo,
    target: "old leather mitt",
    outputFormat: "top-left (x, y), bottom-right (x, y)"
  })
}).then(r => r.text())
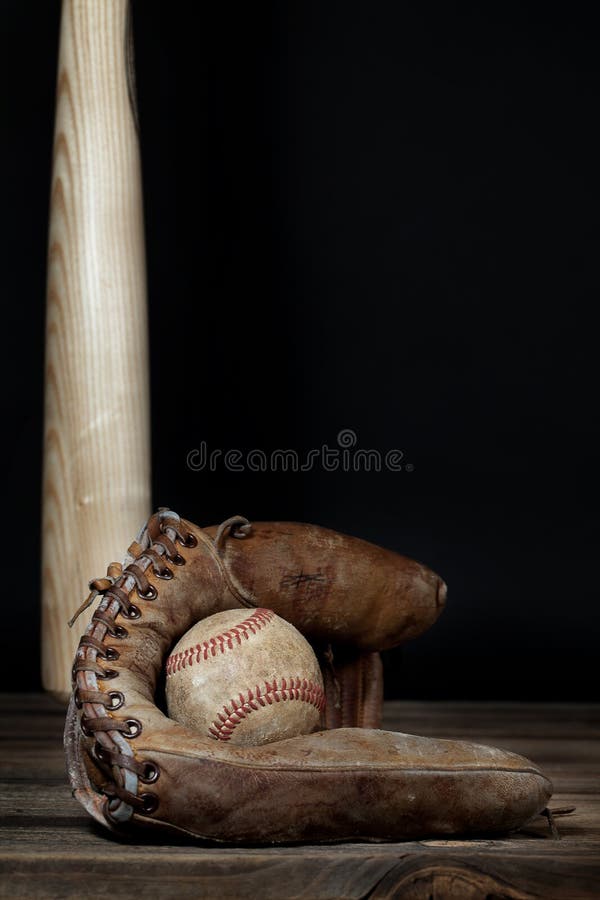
top-left (65, 509), bottom-right (552, 842)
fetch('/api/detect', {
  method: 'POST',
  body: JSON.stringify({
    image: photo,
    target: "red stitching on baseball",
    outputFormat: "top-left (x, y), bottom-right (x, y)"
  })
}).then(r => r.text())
top-left (165, 609), bottom-right (276, 676)
top-left (208, 677), bottom-right (326, 741)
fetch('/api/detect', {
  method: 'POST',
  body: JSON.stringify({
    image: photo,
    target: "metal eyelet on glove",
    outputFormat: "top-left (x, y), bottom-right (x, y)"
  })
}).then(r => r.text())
top-left (139, 762), bottom-right (160, 784)
top-left (80, 717), bottom-right (93, 737)
top-left (107, 691), bottom-right (124, 710)
top-left (155, 566), bottom-right (173, 580)
top-left (121, 604), bottom-right (141, 620)
top-left (93, 742), bottom-right (108, 762)
top-left (137, 585), bottom-right (157, 601)
top-left (140, 792), bottom-right (159, 814)
top-left (178, 532), bottom-right (197, 548)
top-left (123, 719), bottom-right (142, 738)
top-left (99, 668), bottom-right (119, 680)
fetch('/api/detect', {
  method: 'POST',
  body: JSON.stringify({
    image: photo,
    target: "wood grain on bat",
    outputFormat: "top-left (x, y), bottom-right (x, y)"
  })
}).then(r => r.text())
top-left (42, 0), bottom-right (150, 700)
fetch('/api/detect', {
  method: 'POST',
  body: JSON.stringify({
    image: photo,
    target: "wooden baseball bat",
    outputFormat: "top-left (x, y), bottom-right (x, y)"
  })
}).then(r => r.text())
top-left (42, 0), bottom-right (151, 701)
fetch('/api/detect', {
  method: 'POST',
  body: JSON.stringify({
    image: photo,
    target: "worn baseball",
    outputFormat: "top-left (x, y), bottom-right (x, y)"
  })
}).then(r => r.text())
top-left (165, 608), bottom-right (325, 746)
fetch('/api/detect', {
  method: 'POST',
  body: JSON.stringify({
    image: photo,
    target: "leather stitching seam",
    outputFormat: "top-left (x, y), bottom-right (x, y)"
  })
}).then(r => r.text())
top-left (208, 677), bottom-right (326, 741)
top-left (165, 608), bottom-right (275, 676)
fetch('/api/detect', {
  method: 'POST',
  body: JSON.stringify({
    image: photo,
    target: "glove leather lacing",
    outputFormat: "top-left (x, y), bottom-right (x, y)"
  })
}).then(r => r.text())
top-left (69, 509), bottom-right (252, 825)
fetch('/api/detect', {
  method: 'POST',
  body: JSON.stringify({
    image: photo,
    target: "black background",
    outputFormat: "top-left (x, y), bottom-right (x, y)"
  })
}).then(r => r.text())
top-left (3, 1), bottom-right (598, 698)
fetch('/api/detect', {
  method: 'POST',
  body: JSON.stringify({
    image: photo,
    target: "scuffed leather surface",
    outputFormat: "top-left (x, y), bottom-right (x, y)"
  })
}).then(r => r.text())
top-left (204, 521), bottom-right (446, 650)
top-left (67, 694), bottom-right (551, 842)
top-left (65, 514), bottom-right (552, 842)
top-left (322, 648), bottom-right (384, 729)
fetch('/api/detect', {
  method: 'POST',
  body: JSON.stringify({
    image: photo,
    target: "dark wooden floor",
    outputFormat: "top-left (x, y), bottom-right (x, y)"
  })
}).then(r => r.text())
top-left (1, 695), bottom-right (598, 899)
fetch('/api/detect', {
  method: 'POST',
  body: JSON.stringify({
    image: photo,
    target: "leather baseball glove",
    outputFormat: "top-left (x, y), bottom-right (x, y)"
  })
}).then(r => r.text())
top-left (65, 509), bottom-right (552, 842)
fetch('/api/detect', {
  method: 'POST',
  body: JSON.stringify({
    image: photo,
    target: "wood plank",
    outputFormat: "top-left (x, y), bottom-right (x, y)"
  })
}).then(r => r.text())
top-left (369, 853), bottom-right (600, 900)
top-left (382, 701), bottom-right (600, 739)
top-left (1, 695), bottom-right (599, 898)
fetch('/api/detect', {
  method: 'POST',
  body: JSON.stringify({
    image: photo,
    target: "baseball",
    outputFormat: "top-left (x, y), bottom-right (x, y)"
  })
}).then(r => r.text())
top-left (165, 608), bottom-right (325, 746)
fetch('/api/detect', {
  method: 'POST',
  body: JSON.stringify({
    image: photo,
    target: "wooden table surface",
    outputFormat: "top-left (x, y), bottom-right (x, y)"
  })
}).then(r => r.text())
top-left (0, 694), bottom-right (598, 899)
